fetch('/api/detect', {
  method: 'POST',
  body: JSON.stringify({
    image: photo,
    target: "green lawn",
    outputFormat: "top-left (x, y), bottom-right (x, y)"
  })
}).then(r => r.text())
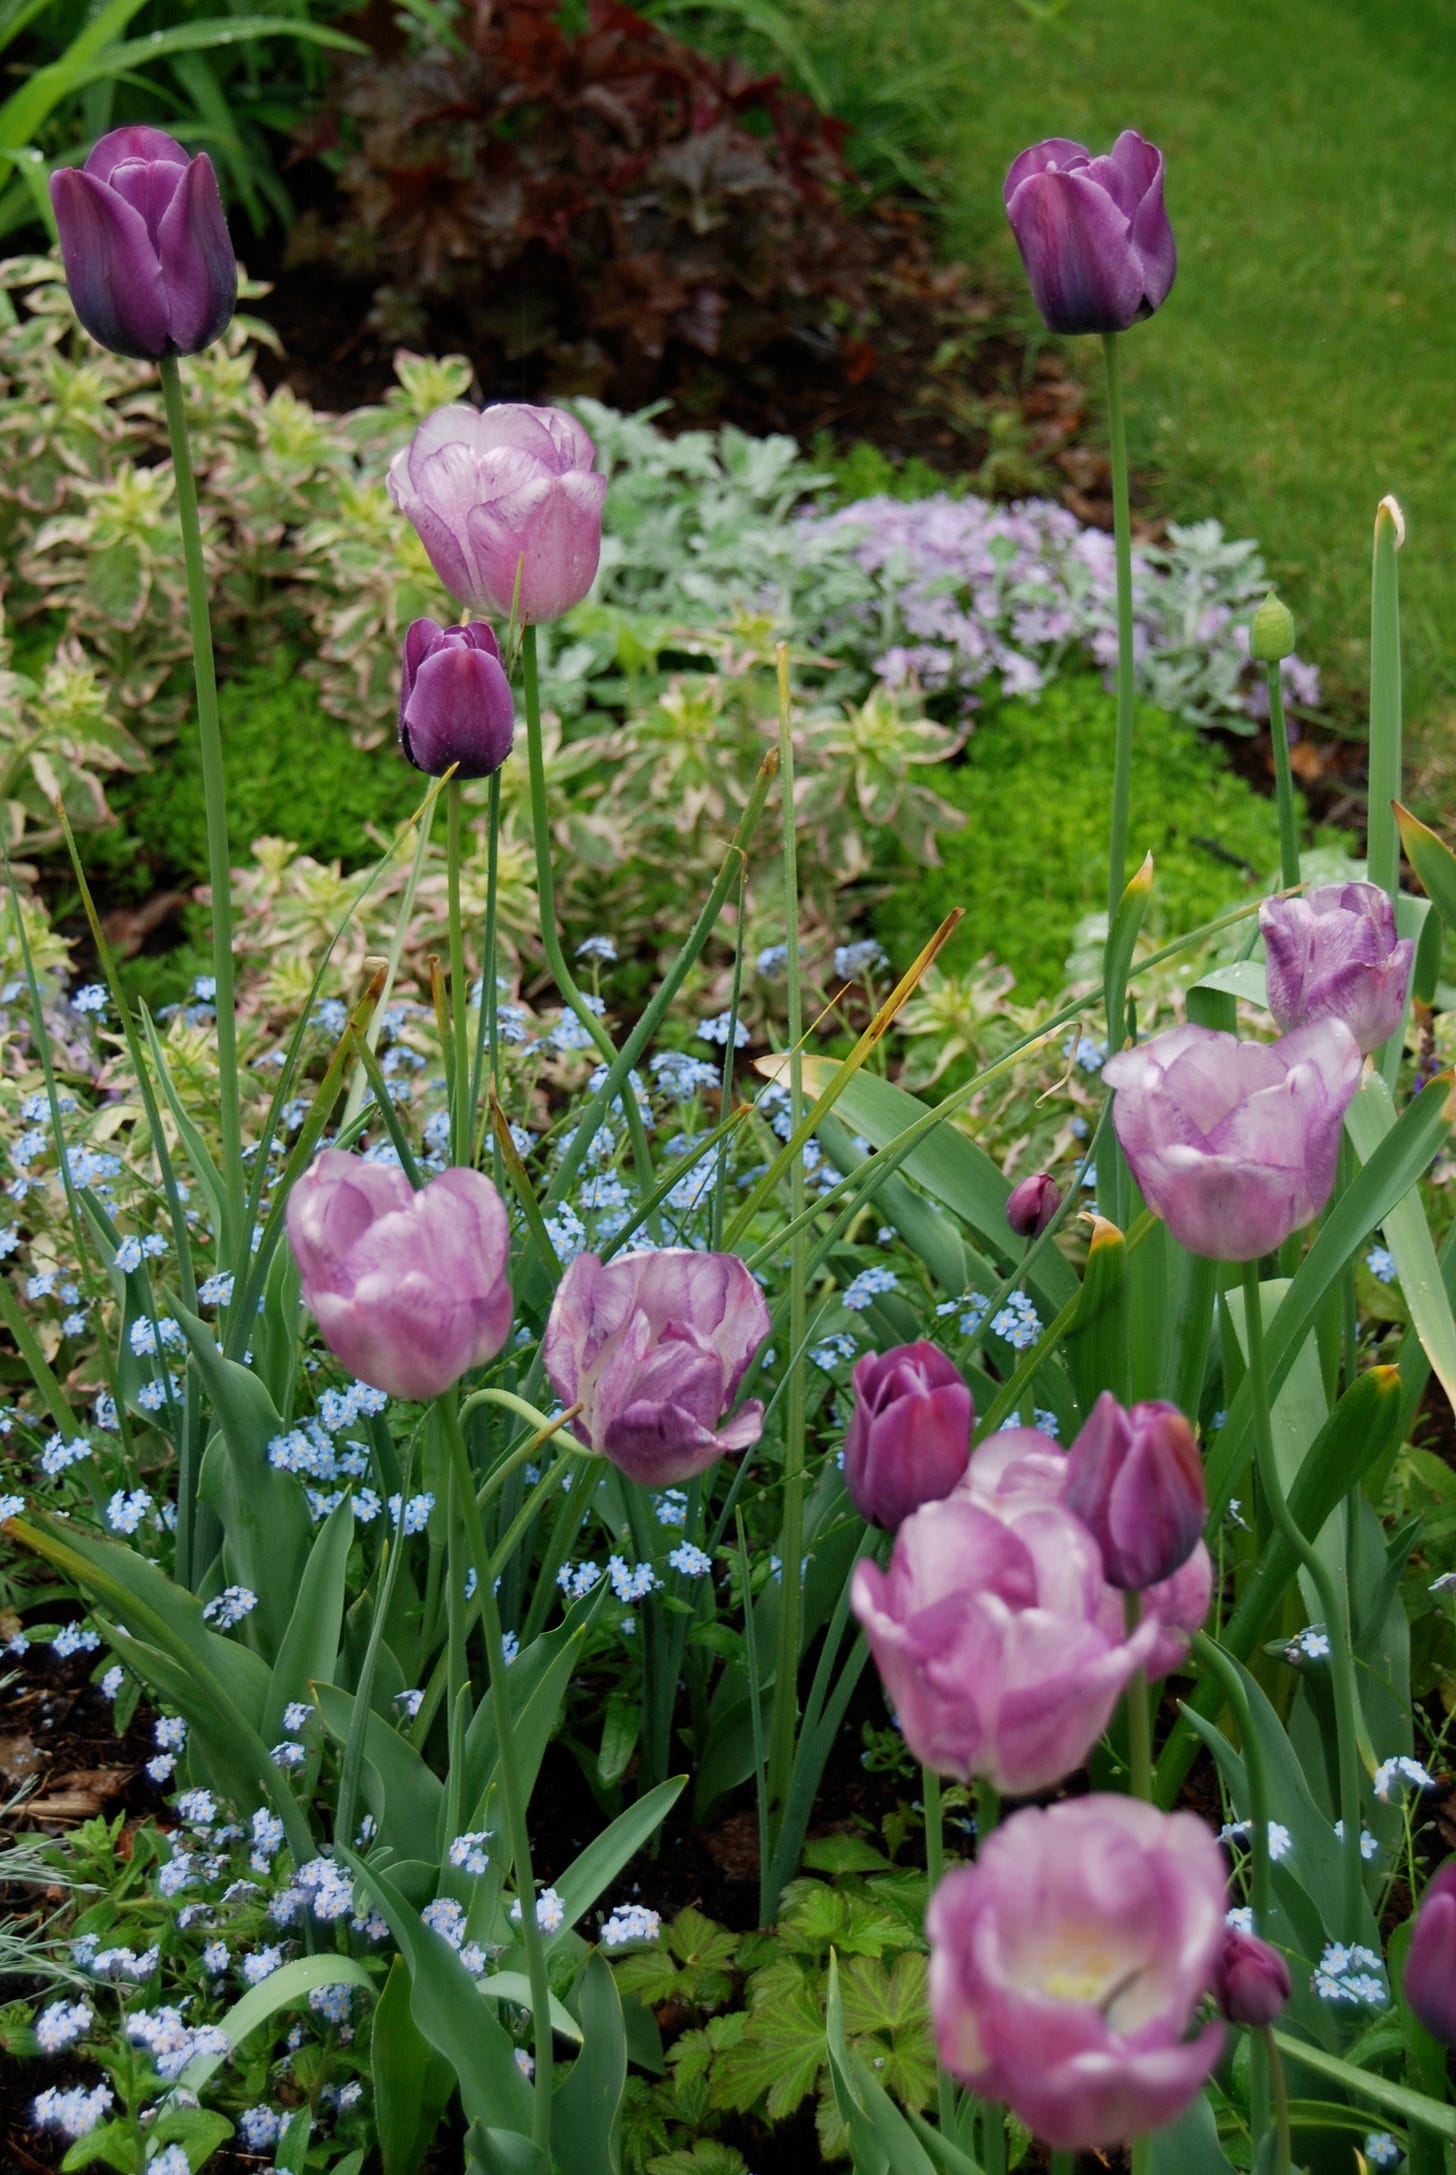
top-left (781, 0), bottom-right (1456, 797)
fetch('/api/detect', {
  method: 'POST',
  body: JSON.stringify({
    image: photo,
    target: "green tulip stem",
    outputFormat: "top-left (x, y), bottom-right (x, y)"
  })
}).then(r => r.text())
top-left (1259, 2024), bottom-right (1293, 2175)
top-left (1191, 1629), bottom-right (1273, 2142)
top-left (471, 768), bottom-right (503, 1181)
top-left (1122, 1589), bottom-right (1152, 1800)
top-left (1102, 329), bottom-right (1137, 935)
top-left (159, 355), bottom-right (241, 1256)
top-left (1266, 662), bottom-right (1301, 892)
top-left (922, 1766), bottom-right (955, 2134)
top-left (1049, 2153), bottom-right (1075, 2175)
top-left (446, 780), bottom-right (471, 1165)
top-left (1241, 1262), bottom-right (1365, 1938)
top-left (439, 1395), bottom-right (554, 2161)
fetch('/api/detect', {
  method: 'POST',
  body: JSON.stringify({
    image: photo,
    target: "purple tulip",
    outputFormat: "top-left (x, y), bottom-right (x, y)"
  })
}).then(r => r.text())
top-left (399, 618), bottom-right (515, 779)
top-left (1260, 882), bottom-right (1413, 1057)
top-left (387, 402), bottom-right (606, 625)
top-left (958, 1426), bottom-right (1212, 1679)
top-left (1102, 1019), bottom-right (1363, 1261)
top-left (1063, 1392), bottom-right (1206, 1591)
top-left (542, 1249), bottom-right (770, 1487)
top-left (1213, 1927), bottom-right (1291, 2028)
top-left (851, 1491), bottom-right (1160, 1794)
top-left (1404, 1862), bottom-right (1456, 2045)
top-left (843, 1342), bottom-right (973, 1531)
top-left (928, 1795), bottom-right (1225, 2148)
top-left (50, 126), bottom-right (236, 362)
top-left (1004, 132), bottom-right (1175, 337)
top-left (286, 1150), bottom-right (512, 1401)
top-left (1006, 1171), bottom-right (1061, 1239)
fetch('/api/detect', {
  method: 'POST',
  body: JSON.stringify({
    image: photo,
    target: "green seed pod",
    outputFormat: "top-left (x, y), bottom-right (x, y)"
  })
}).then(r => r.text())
top-left (1250, 590), bottom-right (1296, 664)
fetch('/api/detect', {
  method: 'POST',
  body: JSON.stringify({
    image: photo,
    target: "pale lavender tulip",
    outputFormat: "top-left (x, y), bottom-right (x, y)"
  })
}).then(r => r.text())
top-left (1260, 882), bottom-right (1413, 1056)
top-left (851, 1492), bottom-right (1159, 1794)
top-left (928, 1795), bottom-right (1226, 2148)
top-left (1063, 1392), bottom-right (1206, 1591)
top-left (50, 126), bottom-right (235, 361)
top-left (1102, 1019), bottom-right (1363, 1261)
top-left (286, 1150), bottom-right (511, 1400)
top-left (1404, 1862), bottom-right (1456, 2045)
top-left (387, 402), bottom-right (606, 624)
top-left (399, 618), bottom-right (514, 779)
top-left (1004, 132), bottom-right (1175, 336)
top-left (844, 1342), bottom-right (973, 1530)
top-left (542, 1249), bottom-right (769, 1486)
top-left (958, 1427), bottom-right (1211, 1679)
top-left (1213, 1927), bottom-right (1290, 2028)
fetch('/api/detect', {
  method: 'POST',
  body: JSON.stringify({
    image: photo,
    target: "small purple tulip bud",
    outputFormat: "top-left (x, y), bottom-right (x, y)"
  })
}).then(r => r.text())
top-left (1006, 1171), bottom-right (1061, 1239)
top-left (844, 1342), bottom-right (973, 1530)
top-left (388, 402), bottom-right (606, 624)
top-left (1260, 881), bottom-right (1414, 1057)
top-left (1064, 1392), bottom-right (1206, 1591)
top-left (1004, 131), bottom-right (1175, 337)
top-left (1102, 1018), bottom-right (1363, 1261)
top-left (1404, 1862), bottom-right (1456, 2045)
top-left (1213, 1927), bottom-right (1291, 2028)
top-left (398, 618), bottom-right (514, 779)
top-left (50, 126), bottom-right (236, 362)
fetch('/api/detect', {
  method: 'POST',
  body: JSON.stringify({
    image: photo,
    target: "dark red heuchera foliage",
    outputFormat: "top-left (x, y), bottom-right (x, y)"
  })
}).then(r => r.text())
top-left (309, 0), bottom-right (879, 403)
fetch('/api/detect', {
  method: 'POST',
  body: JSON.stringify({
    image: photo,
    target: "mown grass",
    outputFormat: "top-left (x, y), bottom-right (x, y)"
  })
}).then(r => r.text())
top-left (775, 0), bottom-right (1456, 799)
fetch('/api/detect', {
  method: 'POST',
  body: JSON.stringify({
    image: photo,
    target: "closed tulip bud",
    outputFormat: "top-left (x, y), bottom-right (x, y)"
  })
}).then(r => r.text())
top-left (399, 618), bottom-right (514, 779)
top-left (388, 402), bottom-right (606, 624)
top-left (1250, 591), bottom-right (1296, 664)
top-left (1064, 1392), bottom-right (1206, 1591)
top-left (286, 1151), bottom-right (512, 1401)
top-left (1260, 881), bottom-right (1414, 1057)
top-left (1004, 131), bottom-right (1175, 337)
top-left (844, 1342), bottom-right (973, 1530)
top-left (1006, 1171), bottom-right (1061, 1239)
top-left (1404, 1862), bottom-right (1456, 2045)
top-left (1213, 1927), bottom-right (1290, 2027)
top-left (50, 127), bottom-right (236, 362)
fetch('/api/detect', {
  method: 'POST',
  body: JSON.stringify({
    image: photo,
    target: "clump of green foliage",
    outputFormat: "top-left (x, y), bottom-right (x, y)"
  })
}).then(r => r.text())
top-left (875, 674), bottom-right (1352, 1000)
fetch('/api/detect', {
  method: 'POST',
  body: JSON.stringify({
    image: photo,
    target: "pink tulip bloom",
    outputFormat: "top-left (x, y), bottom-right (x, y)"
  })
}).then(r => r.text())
top-left (1213, 1927), bottom-right (1290, 2028)
top-left (387, 402), bottom-right (606, 624)
top-left (843, 1342), bottom-right (973, 1530)
top-left (50, 126), bottom-right (235, 362)
top-left (1261, 881), bottom-right (1413, 1056)
top-left (928, 1795), bottom-right (1226, 2148)
top-left (1004, 132), bottom-right (1175, 337)
top-left (286, 1151), bottom-right (512, 1401)
top-left (542, 1249), bottom-right (769, 1487)
top-left (1006, 1170), bottom-right (1061, 1238)
top-left (1063, 1391), bottom-right (1206, 1591)
top-left (851, 1491), bottom-right (1160, 1794)
top-left (1404, 1861), bottom-right (1456, 2046)
top-left (1102, 1018), bottom-right (1363, 1261)
top-left (399, 618), bottom-right (514, 778)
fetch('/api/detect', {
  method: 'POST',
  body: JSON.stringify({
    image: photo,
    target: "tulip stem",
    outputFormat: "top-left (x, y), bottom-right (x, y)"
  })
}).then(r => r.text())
top-left (1258, 2024), bottom-right (1293, 2175)
top-left (1240, 1263), bottom-right (1366, 1938)
top-left (922, 1767), bottom-right (956, 2135)
top-left (446, 781), bottom-right (471, 1166)
top-left (439, 1395), bottom-right (554, 2160)
top-left (1048, 2153), bottom-right (1075, 2175)
top-left (1122, 1590), bottom-right (1152, 1799)
top-left (158, 355), bottom-right (241, 1260)
top-left (1265, 662), bottom-right (1301, 892)
top-left (472, 769), bottom-right (503, 1184)
top-left (1101, 329), bottom-right (1136, 935)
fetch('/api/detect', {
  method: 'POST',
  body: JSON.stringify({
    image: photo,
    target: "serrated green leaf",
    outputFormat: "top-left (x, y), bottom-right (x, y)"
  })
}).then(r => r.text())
top-left (778, 1878), bottom-right (907, 1957)
top-left (712, 1971), bottom-right (824, 2119)
top-left (802, 1833), bottom-right (890, 1876)
top-left (839, 1950), bottom-right (929, 2041)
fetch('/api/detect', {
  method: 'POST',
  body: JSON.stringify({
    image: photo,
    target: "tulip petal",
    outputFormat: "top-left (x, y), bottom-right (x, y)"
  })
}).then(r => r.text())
top-left (1006, 166), bottom-right (1144, 335)
top-left (157, 154), bottom-right (236, 354)
top-left (50, 168), bottom-right (169, 361)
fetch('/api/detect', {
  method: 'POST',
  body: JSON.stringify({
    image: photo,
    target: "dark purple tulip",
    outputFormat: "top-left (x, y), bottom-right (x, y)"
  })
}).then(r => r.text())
top-left (1004, 132), bottom-right (1175, 337)
top-left (1404, 1862), bottom-right (1456, 2045)
top-left (1006, 1171), bottom-right (1061, 1239)
top-left (1213, 1927), bottom-right (1290, 2028)
top-left (1063, 1392), bottom-right (1206, 1591)
top-left (1260, 881), bottom-right (1414, 1057)
top-left (1102, 1019), bottom-right (1363, 1262)
top-left (50, 126), bottom-right (236, 362)
top-left (399, 618), bottom-right (515, 780)
top-left (844, 1342), bottom-right (973, 1530)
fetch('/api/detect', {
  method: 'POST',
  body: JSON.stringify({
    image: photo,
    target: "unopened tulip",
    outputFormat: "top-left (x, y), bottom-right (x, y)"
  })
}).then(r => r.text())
top-left (1404, 1862), bottom-right (1456, 2045)
top-left (1006, 1171), bottom-right (1061, 1239)
top-left (851, 1493), bottom-right (1159, 1795)
top-left (542, 1249), bottom-right (769, 1486)
top-left (399, 618), bottom-right (514, 779)
top-left (1214, 1927), bottom-right (1291, 2028)
top-left (50, 126), bottom-right (236, 362)
top-left (286, 1150), bottom-right (511, 1400)
top-left (1063, 1392), bottom-right (1206, 1591)
top-left (1260, 881), bottom-right (1413, 1057)
top-left (843, 1342), bottom-right (973, 1530)
top-left (1102, 1019), bottom-right (1362, 1261)
top-left (388, 402), bottom-right (606, 625)
top-left (928, 1795), bottom-right (1225, 2148)
top-left (1003, 132), bottom-right (1175, 337)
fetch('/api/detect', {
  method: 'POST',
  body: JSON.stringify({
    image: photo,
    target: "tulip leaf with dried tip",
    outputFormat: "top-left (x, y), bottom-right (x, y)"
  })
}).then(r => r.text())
top-left (1345, 1070), bottom-right (1456, 1419)
top-left (1396, 800), bottom-right (1456, 940)
top-left (1063, 1213), bottom-right (1132, 1410)
top-left (1367, 496), bottom-right (1405, 904)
